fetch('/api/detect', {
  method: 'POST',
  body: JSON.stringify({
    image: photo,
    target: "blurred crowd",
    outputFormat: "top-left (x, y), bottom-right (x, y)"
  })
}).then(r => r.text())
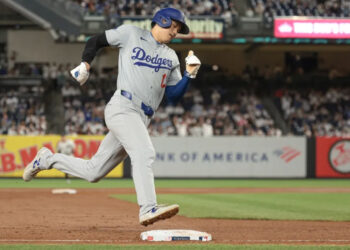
top-left (1, 1), bottom-right (349, 137)
top-left (0, 49), bottom-right (349, 137)
top-left (2, 58), bottom-right (349, 137)
top-left (77, 0), bottom-right (235, 16)
top-left (0, 87), bottom-right (47, 135)
top-left (72, 0), bottom-right (238, 26)
top-left (59, 79), bottom-right (280, 136)
top-left (61, 82), bottom-right (109, 135)
top-left (149, 88), bottom-right (279, 136)
top-left (275, 88), bottom-right (350, 137)
top-left (249, 0), bottom-right (350, 27)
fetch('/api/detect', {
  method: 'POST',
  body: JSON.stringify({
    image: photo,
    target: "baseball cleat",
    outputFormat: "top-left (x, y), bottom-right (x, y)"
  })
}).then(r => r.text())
top-left (23, 147), bottom-right (53, 182)
top-left (139, 204), bottom-right (179, 226)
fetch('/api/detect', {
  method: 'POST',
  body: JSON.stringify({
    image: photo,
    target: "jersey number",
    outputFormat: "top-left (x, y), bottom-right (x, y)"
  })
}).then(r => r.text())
top-left (160, 73), bottom-right (166, 88)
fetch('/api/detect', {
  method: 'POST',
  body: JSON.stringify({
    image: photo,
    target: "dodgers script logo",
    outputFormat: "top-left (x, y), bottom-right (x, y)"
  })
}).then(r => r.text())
top-left (131, 47), bottom-right (172, 72)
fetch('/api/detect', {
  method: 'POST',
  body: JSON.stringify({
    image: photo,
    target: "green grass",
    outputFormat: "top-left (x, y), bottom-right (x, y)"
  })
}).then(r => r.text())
top-left (2, 179), bottom-right (350, 248)
top-left (0, 245), bottom-right (350, 250)
top-left (3, 178), bottom-right (350, 221)
top-left (1, 178), bottom-right (350, 189)
top-left (112, 193), bottom-right (350, 221)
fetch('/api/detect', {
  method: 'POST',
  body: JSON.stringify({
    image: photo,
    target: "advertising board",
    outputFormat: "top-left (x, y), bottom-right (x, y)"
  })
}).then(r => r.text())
top-left (275, 18), bottom-right (350, 39)
top-left (152, 137), bottom-right (306, 178)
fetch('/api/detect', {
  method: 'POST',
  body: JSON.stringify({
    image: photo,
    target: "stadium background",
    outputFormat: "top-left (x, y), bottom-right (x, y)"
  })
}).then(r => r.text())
top-left (0, 0), bottom-right (350, 249)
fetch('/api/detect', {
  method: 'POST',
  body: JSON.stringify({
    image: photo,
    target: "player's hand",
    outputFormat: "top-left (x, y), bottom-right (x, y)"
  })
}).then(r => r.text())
top-left (185, 50), bottom-right (201, 79)
top-left (70, 62), bottom-right (90, 86)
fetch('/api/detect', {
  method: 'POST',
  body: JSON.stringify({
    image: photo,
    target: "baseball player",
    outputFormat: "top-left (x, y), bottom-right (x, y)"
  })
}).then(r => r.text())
top-left (56, 134), bottom-right (75, 156)
top-left (23, 7), bottom-right (201, 226)
top-left (56, 134), bottom-right (75, 183)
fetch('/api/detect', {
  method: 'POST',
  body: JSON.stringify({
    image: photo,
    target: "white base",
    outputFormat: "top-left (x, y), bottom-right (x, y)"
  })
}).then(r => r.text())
top-left (141, 229), bottom-right (211, 242)
top-left (51, 188), bottom-right (77, 194)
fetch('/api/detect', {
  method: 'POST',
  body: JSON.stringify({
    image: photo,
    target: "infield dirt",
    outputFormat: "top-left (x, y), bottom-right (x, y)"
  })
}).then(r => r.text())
top-left (1, 188), bottom-right (350, 245)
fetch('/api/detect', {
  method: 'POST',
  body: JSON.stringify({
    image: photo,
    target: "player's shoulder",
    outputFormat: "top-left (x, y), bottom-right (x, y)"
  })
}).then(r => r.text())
top-left (115, 24), bottom-right (144, 34)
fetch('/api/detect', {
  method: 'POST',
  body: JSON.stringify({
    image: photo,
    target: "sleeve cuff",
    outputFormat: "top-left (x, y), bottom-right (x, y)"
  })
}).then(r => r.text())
top-left (184, 71), bottom-right (193, 79)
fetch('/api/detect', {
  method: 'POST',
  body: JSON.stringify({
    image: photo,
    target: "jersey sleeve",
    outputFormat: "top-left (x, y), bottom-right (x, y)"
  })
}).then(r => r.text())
top-left (167, 52), bottom-right (182, 86)
top-left (105, 24), bottom-right (136, 47)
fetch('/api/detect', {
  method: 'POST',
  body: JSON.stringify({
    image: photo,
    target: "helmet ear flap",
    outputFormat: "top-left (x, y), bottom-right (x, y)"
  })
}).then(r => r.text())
top-left (158, 15), bottom-right (172, 28)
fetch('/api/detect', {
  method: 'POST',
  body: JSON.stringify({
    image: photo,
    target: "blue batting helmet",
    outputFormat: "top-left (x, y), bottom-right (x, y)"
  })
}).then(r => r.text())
top-left (152, 8), bottom-right (190, 34)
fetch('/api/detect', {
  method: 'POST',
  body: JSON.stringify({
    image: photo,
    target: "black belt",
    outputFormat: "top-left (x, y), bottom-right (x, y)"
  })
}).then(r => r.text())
top-left (121, 90), bottom-right (154, 117)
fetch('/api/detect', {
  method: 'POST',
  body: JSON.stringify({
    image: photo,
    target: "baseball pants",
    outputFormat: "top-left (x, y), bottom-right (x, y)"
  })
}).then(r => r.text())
top-left (48, 93), bottom-right (157, 216)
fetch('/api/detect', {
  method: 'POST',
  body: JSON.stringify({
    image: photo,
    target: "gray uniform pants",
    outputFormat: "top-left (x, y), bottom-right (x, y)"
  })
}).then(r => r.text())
top-left (48, 91), bottom-right (157, 216)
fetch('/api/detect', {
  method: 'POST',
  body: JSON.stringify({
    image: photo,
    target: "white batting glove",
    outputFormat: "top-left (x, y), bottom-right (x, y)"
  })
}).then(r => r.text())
top-left (70, 62), bottom-right (89, 86)
top-left (185, 50), bottom-right (201, 79)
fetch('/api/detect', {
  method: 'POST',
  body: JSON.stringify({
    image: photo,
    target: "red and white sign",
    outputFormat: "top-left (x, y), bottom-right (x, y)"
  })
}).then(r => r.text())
top-left (329, 140), bottom-right (350, 174)
top-left (316, 137), bottom-right (350, 178)
top-left (274, 18), bottom-right (350, 39)
top-left (274, 146), bottom-right (301, 163)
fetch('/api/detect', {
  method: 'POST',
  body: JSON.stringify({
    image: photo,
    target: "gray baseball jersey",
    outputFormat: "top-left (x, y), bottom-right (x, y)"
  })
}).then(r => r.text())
top-left (106, 24), bottom-right (182, 110)
top-left (49, 24), bottom-right (183, 217)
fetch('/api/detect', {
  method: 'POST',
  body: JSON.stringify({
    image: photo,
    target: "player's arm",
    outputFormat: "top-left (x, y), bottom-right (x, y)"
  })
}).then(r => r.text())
top-left (165, 72), bottom-right (190, 105)
top-left (165, 50), bottom-right (201, 104)
top-left (70, 33), bottom-right (109, 85)
top-left (82, 33), bottom-right (109, 67)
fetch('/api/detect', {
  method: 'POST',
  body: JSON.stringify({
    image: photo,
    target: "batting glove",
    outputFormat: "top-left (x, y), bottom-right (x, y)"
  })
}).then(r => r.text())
top-left (70, 62), bottom-right (90, 86)
top-left (185, 50), bottom-right (201, 79)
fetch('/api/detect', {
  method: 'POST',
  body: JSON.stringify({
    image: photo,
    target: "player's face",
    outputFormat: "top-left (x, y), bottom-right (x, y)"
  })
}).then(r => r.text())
top-left (159, 21), bottom-right (182, 43)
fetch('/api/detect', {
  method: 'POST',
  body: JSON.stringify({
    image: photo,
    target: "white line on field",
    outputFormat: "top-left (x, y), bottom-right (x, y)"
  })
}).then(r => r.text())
top-left (1, 239), bottom-right (350, 243)
top-left (0, 239), bottom-right (132, 243)
top-left (224, 239), bottom-right (350, 243)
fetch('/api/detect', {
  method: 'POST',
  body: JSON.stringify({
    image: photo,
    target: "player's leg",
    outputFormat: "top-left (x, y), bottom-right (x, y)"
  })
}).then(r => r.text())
top-left (105, 108), bottom-right (157, 216)
top-left (23, 132), bottom-right (127, 182)
top-left (106, 110), bottom-right (179, 226)
top-left (50, 132), bottom-right (127, 182)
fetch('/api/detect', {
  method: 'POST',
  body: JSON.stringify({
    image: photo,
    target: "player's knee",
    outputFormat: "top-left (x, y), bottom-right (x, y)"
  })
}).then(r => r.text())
top-left (87, 175), bottom-right (101, 183)
top-left (84, 160), bottom-right (103, 183)
top-left (86, 170), bottom-right (102, 183)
